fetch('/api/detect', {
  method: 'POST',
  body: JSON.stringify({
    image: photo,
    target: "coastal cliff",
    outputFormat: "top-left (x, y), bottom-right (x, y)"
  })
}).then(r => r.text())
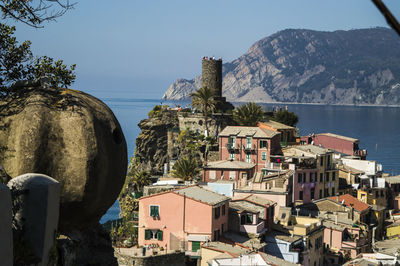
top-left (163, 27), bottom-right (400, 105)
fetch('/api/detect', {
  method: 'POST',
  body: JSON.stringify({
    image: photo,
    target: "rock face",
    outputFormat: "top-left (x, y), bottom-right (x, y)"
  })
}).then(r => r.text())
top-left (133, 110), bottom-right (179, 175)
top-left (163, 28), bottom-right (400, 105)
top-left (0, 80), bottom-right (127, 233)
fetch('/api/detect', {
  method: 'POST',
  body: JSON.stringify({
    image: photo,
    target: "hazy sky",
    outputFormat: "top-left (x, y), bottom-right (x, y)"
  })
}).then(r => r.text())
top-left (13, 0), bottom-right (400, 99)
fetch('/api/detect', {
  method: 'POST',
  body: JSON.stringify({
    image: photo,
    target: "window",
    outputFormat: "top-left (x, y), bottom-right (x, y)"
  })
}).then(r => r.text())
top-left (230, 152), bottom-right (235, 160)
top-left (299, 191), bottom-right (303, 200)
top-left (192, 241), bottom-right (201, 252)
top-left (214, 229), bottom-right (220, 241)
top-left (298, 173), bottom-right (303, 183)
top-left (246, 137), bottom-right (252, 149)
top-left (325, 173), bottom-right (329, 182)
top-left (222, 204), bottom-right (226, 216)
top-left (150, 205), bottom-right (159, 217)
top-left (215, 207), bottom-right (220, 219)
top-left (221, 223), bottom-right (224, 232)
top-left (332, 172), bottom-right (336, 181)
top-left (229, 171), bottom-right (235, 180)
top-left (319, 189), bottom-right (322, 198)
top-left (209, 170), bottom-right (216, 180)
top-left (325, 188), bottom-right (329, 197)
top-left (261, 152), bottom-right (267, 161)
top-left (311, 188), bottom-right (315, 199)
top-left (381, 190), bottom-right (384, 197)
top-left (246, 153), bottom-right (251, 163)
top-left (320, 156), bottom-right (323, 166)
top-left (310, 172), bottom-right (314, 182)
top-left (320, 173), bottom-right (323, 182)
top-left (228, 136), bottom-right (235, 148)
top-left (145, 229), bottom-right (163, 240)
top-left (260, 140), bottom-right (268, 149)
top-left (376, 191), bottom-right (379, 198)
top-left (331, 188), bottom-right (335, 196)
top-left (241, 213), bottom-right (254, 225)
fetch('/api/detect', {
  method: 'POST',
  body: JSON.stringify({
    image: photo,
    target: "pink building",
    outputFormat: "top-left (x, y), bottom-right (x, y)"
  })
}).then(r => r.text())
top-left (138, 185), bottom-right (230, 253)
top-left (301, 133), bottom-right (367, 159)
top-left (218, 126), bottom-right (282, 172)
top-left (229, 194), bottom-right (276, 235)
top-left (202, 160), bottom-right (255, 188)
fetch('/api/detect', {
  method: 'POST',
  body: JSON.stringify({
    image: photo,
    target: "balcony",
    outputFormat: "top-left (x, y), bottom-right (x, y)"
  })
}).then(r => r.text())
top-left (239, 221), bottom-right (266, 235)
top-left (243, 144), bottom-right (256, 152)
top-left (354, 149), bottom-right (367, 157)
top-left (226, 143), bottom-right (236, 150)
top-left (264, 162), bottom-right (288, 171)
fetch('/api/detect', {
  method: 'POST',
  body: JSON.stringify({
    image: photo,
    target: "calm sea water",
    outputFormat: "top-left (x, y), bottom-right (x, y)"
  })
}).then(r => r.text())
top-left (99, 99), bottom-right (400, 223)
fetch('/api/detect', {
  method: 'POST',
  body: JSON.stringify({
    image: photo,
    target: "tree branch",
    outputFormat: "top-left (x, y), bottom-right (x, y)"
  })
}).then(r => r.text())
top-left (371, 0), bottom-right (400, 36)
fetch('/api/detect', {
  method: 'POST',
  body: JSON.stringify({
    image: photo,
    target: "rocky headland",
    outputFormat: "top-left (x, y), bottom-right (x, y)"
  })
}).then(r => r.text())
top-left (163, 27), bottom-right (400, 105)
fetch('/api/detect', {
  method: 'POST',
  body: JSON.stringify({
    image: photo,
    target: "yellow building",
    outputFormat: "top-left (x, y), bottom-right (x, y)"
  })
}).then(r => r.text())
top-left (386, 221), bottom-right (400, 239)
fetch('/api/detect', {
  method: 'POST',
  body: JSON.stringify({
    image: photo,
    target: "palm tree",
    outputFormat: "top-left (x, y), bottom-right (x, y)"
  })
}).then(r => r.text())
top-left (233, 102), bottom-right (264, 126)
top-left (190, 87), bottom-right (216, 136)
top-left (126, 170), bottom-right (151, 192)
top-left (171, 156), bottom-right (200, 181)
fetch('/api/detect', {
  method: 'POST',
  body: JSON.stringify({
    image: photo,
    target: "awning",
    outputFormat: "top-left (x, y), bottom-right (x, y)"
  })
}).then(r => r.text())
top-left (187, 234), bottom-right (210, 242)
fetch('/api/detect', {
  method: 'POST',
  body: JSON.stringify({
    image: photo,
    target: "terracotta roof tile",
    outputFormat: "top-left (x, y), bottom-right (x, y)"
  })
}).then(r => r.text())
top-left (329, 194), bottom-right (370, 212)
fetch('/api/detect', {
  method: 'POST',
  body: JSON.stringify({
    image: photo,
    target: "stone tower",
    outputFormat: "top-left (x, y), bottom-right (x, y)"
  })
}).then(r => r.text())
top-left (201, 58), bottom-right (222, 97)
top-left (200, 57), bottom-right (234, 113)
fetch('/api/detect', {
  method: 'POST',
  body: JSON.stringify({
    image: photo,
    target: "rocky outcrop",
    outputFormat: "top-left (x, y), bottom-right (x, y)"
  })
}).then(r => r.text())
top-left (0, 79), bottom-right (127, 233)
top-left (163, 27), bottom-right (400, 105)
top-left (133, 109), bottom-right (179, 175)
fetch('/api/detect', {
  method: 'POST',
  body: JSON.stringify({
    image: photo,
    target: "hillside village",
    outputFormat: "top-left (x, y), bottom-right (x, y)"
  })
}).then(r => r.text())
top-left (114, 58), bottom-right (400, 266)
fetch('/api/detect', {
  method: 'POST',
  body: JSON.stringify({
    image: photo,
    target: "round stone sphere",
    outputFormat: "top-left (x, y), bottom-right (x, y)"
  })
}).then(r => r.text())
top-left (0, 83), bottom-right (127, 233)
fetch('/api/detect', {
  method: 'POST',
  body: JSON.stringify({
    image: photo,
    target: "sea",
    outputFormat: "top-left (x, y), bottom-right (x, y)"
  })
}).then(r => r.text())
top-left (99, 98), bottom-right (400, 223)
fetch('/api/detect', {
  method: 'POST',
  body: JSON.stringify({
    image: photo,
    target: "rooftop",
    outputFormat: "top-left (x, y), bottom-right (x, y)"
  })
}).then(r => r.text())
top-left (268, 232), bottom-right (302, 244)
top-left (219, 126), bottom-right (279, 138)
top-left (236, 194), bottom-right (276, 206)
top-left (174, 186), bottom-right (230, 206)
top-left (229, 201), bottom-right (265, 214)
top-left (288, 144), bottom-right (332, 155)
top-left (259, 252), bottom-right (300, 266)
top-left (258, 120), bottom-right (295, 130)
top-left (204, 160), bottom-right (255, 170)
top-left (338, 164), bottom-right (365, 175)
top-left (329, 194), bottom-right (371, 213)
top-left (384, 175), bottom-right (400, 184)
top-left (201, 241), bottom-right (251, 257)
top-left (318, 133), bottom-right (359, 143)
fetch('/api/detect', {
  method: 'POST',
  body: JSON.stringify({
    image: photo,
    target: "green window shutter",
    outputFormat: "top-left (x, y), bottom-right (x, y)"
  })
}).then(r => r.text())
top-left (192, 241), bottom-right (201, 252)
top-left (145, 229), bottom-right (150, 240)
top-left (157, 230), bottom-right (163, 241)
top-left (150, 206), bottom-right (159, 217)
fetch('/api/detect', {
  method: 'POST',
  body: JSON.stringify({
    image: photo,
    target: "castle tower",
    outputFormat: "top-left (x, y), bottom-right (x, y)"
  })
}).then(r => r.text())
top-left (201, 58), bottom-right (222, 98)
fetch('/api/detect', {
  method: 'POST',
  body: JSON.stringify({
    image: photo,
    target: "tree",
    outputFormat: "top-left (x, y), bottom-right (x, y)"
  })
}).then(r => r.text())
top-left (0, 23), bottom-right (76, 97)
top-left (0, 0), bottom-right (74, 27)
top-left (171, 156), bottom-right (200, 181)
top-left (190, 87), bottom-right (216, 136)
top-left (127, 170), bottom-right (151, 192)
top-left (271, 110), bottom-right (299, 127)
top-left (233, 102), bottom-right (264, 126)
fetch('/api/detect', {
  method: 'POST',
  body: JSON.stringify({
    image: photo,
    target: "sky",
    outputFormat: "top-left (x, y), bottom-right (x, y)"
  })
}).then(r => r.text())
top-left (12, 0), bottom-right (400, 99)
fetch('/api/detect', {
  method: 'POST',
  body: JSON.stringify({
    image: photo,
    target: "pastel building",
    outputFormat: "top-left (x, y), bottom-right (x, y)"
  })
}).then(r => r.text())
top-left (258, 120), bottom-right (299, 147)
top-left (138, 186), bottom-right (230, 254)
top-left (202, 160), bottom-right (255, 189)
top-left (218, 126), bottom-right (282, 172)
top-left (228, 194), bottom-right (276, 236)
top-left (283, 145), bottom-right (339, 200)
top-left (301, 133), bottom-right (367, 159)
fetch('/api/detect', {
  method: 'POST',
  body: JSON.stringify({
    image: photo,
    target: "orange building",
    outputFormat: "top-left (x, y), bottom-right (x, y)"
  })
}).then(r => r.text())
top-left (258, 121), bottom-right (299, 147)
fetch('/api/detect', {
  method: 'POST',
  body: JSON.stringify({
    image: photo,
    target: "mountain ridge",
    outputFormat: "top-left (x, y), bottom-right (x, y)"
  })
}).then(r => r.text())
top-left (162, 27), bottom-right (400, 105)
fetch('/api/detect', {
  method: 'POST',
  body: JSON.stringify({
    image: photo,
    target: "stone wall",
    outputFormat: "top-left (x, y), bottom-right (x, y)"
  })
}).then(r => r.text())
top-left (115, 251), bottom-right (185, 266)
top-left (177, 113), bottom-right (232, 138)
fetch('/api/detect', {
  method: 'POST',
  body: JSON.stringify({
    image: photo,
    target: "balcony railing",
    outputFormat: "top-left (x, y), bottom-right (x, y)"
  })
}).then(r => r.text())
top-left (239, 221), bottom-right (266, 235)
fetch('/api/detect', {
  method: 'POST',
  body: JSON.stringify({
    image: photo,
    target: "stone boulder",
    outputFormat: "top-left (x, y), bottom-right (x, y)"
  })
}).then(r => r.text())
top-left (0, 79), bottom-right (127, 233)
